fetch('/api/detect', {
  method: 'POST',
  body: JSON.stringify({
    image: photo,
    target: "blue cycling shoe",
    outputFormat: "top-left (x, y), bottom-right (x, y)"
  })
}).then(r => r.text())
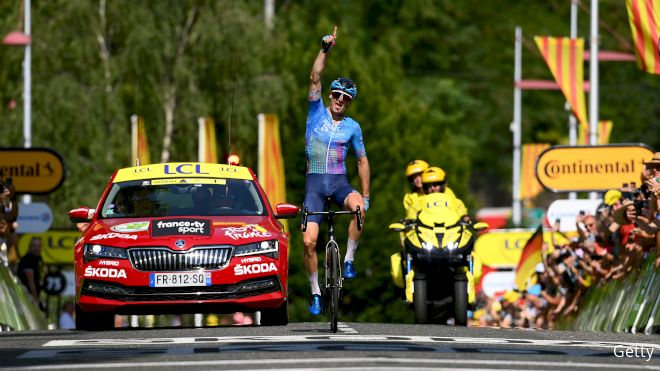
top-left (343, 261), bottom-right (357, 280)
top-left (308, 294), bottom-right (322, 316)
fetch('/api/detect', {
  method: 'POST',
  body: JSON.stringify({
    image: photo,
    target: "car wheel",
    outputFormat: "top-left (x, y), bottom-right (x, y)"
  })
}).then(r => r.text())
top-left (259, 300), bottom-right (289, 326)
top-left (75, 305), bottom-right (115, 331)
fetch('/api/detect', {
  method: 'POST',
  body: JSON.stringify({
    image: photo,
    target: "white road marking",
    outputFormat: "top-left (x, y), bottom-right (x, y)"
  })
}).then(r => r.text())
top-left (43, 335), bottom-right (660, 351)
top-left (336, 322), bottom-right (358, 334)
top-left (8, 357), bottom-right (660, 370)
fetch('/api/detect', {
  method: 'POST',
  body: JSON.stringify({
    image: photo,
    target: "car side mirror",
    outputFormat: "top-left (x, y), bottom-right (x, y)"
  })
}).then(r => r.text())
top-left (68, 207), bottom-right (94, 223)
top-left (274, 203), bottom-right (300, 219)
top-left (388, 222), bottom-right (405, 232)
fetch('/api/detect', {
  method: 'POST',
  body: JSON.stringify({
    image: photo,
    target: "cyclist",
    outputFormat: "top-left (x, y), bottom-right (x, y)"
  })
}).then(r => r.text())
top-left (302, 27), bottom-right (370, 316)
top-left (403, 160), bottom-right (429, 221)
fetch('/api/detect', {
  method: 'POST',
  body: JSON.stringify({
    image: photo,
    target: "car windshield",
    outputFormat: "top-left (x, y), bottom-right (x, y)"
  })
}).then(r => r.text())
top-left (99, 178), bottom-right (267, 218)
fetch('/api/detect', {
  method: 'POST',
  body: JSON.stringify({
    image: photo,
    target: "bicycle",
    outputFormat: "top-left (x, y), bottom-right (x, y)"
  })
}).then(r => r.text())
top-left (302, 197), bottom-right (363, 333)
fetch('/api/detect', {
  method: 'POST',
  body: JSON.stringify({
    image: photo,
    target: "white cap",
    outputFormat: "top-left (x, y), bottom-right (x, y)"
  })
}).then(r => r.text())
top-left (535, 262), bottom-right (545, 273)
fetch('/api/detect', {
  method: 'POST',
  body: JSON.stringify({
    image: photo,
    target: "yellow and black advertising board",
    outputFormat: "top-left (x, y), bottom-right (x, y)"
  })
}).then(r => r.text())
top-left (0, 148), bottom-right (66, 194)
top-left (535, 144), bottom-right (654, 192)
top-left (18, 231), bottom-right (79, 265)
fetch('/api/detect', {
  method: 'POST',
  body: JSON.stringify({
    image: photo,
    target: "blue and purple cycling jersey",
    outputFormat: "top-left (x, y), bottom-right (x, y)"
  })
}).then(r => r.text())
top-left (305, 93), bottom-right (366, 174)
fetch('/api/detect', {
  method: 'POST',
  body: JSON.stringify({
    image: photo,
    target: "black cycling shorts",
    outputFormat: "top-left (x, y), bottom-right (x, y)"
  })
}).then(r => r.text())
top-left (302, 173), bottom-right (357, 225)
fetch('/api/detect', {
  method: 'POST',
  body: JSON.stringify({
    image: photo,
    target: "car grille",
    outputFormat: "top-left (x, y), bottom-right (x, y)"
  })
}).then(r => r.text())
top-left (82, 276), bottom-right (281, 302)
top-left (129, 246), bottom-right (233, 271)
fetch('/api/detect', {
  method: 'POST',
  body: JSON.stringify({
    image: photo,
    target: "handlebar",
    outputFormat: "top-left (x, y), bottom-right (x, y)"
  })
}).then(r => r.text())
top-left (301, 205), bottom-right (363, 232)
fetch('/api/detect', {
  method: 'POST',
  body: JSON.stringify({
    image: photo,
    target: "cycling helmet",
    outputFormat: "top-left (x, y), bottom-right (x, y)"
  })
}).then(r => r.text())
top-left (330, 77), bottom-right (358, 99)
top-left (405, 160), bottom-right (429, 177)
top-left (421, 167), bottom-right (446, 184)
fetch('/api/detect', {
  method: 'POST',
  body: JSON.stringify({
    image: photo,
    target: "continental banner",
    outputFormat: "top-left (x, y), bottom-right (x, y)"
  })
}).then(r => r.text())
top-left (535, 144), bottom-right (655, 192)
top-left (473, 229), bottom-right (569, 268)
top-left (18, 231), bottom-right (79, 265)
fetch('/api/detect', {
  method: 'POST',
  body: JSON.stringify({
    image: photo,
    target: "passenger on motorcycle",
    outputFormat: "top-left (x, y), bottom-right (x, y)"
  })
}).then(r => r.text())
top-left (403, 160), bottom-right (429, 221)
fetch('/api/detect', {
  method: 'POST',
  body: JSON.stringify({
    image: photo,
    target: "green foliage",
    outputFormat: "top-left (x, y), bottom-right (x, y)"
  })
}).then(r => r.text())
top-left (0, 0), bottom-right (658, 324)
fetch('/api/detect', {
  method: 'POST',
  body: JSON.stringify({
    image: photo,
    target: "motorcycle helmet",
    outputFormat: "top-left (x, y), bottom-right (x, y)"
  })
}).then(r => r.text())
top-left (330, 77), bottom-right (358, 99)
top-left (405, 160), bottom-right (429, 177)
top-left (421, 167), bottom-right (446, 184)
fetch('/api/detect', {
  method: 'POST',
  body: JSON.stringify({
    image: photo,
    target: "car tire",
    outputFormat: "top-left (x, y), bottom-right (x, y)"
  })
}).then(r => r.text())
top-left (75, 305), bottom-right (115, 331)
top-left (259, 300), bottom-right (289, 326)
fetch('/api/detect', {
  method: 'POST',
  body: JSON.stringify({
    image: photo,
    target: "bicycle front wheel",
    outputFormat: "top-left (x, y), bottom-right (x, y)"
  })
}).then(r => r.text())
top-left (326, 240), bottom-right (341, 333)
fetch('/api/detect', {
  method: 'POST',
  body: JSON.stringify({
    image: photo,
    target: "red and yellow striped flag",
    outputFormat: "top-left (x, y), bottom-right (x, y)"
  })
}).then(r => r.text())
top-left (131, 115), bottom-right (151, 166)
top-left (534, 36), bottom-right (588, 125)
top-left (198, 117), bottom-right (218, 163)
top-left (626, 0), bottom-right (660, 74)
top-left (578, 120), bottom-right (613, 145)
top-left (514, 225), bottom-right (544, 291)
top-left (521, 143), bottom-right (550, 200)
top-left (258, 114), bottom-right (288, 231)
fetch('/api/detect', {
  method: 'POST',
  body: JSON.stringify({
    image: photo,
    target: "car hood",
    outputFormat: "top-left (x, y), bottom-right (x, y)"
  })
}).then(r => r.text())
top-left (85, 216), bottom-right (280, 249)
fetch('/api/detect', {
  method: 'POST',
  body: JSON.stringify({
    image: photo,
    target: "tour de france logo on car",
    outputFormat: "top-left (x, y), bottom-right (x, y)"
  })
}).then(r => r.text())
top-left (151, 218), bottom-right (211, 237)
top-left (223, 224), bottom-right (272, 240)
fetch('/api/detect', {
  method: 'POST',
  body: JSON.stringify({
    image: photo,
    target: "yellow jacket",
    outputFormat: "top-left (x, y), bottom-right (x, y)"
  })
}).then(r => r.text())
top-left (403, 187), bottom-right (467, 220)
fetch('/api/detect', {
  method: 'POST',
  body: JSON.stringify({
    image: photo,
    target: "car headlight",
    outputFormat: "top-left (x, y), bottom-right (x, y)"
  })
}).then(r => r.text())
top-left (83, 244), bottom-right (129, 263)
top-left (234, 240), bottom-right (278, 257)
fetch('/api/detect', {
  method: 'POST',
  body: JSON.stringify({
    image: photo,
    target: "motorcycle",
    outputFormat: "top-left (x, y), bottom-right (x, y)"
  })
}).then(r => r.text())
top-left (389, 193), bottom-right (487, 325)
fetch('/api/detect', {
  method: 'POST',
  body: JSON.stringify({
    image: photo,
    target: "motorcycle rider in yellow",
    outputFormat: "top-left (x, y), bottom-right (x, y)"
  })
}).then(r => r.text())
top-left (414, 167), bottom-right (468, 220)
top-left (402, 167), bottom-right (475, 306)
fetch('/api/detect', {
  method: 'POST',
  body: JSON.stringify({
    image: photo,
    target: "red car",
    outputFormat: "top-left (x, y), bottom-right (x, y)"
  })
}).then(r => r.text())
top-left (68, 162), bottom-right (298, 330)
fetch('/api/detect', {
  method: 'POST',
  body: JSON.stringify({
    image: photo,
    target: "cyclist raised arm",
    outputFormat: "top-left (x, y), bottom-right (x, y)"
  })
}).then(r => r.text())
top-left (302, 26), bottom-right (370, 316)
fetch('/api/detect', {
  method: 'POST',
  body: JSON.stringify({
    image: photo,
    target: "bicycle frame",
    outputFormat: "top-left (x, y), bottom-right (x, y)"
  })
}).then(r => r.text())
top-left (302, 199), bottom-right (362, 332)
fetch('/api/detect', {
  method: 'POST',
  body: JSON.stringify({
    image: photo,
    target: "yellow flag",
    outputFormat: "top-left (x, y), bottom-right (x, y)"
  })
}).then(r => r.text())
top-left (521, 143), bottom-right (550, 200)
top-left (198, 117), bottom-right (218, 163)
top-left (626, 0), bottom-right (660, 74)
top-left (534, 36), bottom-right (588, 125)
top-left (578, 120), bottom-right (613, 145)
top-left (131, 115), bottom-right (150, 166)
top-left (258, 114), bottom-right (288, 231)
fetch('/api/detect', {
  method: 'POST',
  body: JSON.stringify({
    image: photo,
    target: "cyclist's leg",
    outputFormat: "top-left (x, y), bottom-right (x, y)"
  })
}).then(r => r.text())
top-left (302, 175), bottom-right (328, 315)
top-left (333, 176), bottom-right (365, 279)
top-left (344, 190), bottom-right (366, 255)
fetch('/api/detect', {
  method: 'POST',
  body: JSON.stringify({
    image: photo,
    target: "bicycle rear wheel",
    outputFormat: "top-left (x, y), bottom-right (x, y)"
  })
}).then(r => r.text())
top-left (326, 240), bottom-right (341, 333)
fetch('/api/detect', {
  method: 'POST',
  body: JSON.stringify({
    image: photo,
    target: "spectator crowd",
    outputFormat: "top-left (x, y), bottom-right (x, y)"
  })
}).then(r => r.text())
top-left (472, 153), bottom-right (660, 329)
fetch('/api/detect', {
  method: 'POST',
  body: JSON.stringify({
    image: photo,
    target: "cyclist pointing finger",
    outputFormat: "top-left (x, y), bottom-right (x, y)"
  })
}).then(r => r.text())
top-left (302, 27), bottom-right (370, 316)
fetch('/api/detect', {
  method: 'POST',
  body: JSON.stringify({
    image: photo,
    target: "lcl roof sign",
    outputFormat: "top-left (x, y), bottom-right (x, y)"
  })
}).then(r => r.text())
top-left (0, 148), bottom-right (66, 194)
top-left (535, 144), bottom-right (655, 192)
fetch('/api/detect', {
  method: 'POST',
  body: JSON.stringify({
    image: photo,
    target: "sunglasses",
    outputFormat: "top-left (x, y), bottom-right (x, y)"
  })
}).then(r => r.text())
top-left (331, 91), bottom-right (352, 102)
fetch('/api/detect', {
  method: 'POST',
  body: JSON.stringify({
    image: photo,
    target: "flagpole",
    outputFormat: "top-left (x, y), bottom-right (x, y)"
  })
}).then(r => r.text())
top-left (512, 26), bottom-right (522, 227)
top-left (588, 0), bottom-right (599, 200)
top-left (567, 0), bottom-right (578, 201)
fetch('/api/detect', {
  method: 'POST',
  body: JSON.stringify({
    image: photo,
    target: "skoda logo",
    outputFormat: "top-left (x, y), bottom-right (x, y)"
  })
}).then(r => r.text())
top-left (175, 239), bottom-right (186, 249)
